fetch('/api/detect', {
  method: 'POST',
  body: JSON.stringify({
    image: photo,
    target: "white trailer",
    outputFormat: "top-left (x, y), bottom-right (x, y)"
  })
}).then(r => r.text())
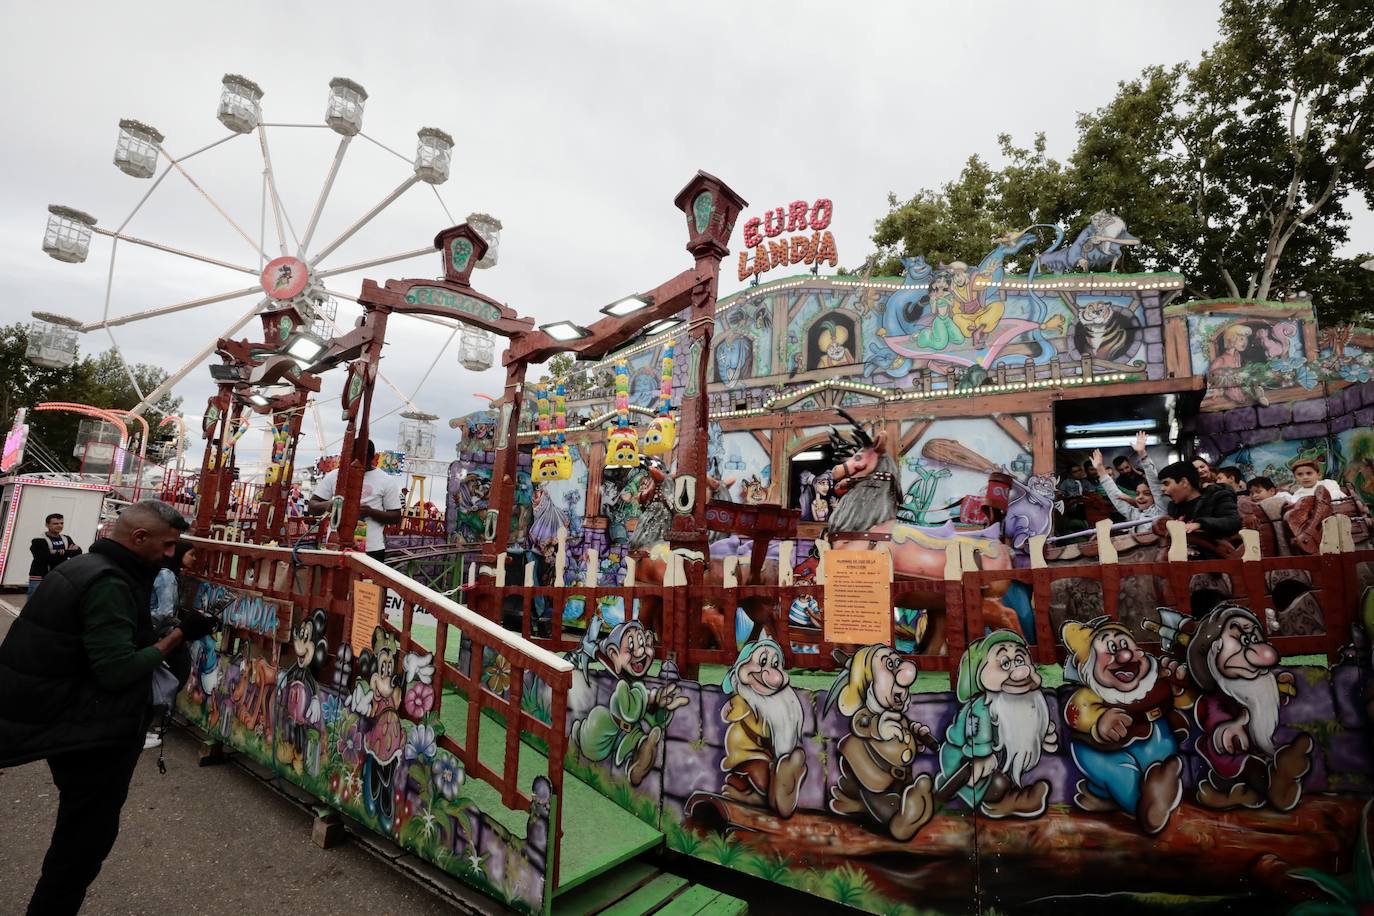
top-left (0, 476), bottom-right (111, 589)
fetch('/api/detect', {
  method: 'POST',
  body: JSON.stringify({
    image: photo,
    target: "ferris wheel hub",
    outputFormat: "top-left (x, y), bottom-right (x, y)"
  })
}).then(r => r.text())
top-left (261, 255), bottom-right (311, 300)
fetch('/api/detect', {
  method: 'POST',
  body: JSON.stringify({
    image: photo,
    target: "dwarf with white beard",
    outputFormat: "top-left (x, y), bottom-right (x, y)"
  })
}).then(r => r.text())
top-left (1186, 605), bottom-right (1313, 811)
top-left (937, 630), bottom-right (1057, 817)
top-left (1061, 618), bottom-right (1194, 835)
top-left (719, 638), bottom-right (808, 817)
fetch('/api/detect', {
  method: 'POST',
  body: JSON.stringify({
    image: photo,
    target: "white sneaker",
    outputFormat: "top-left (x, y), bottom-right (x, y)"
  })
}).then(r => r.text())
top-left (143, 732), bottom-right (162, 750)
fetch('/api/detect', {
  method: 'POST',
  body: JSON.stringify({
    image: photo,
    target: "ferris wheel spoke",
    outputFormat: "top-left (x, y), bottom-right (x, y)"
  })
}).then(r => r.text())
top-left (299, 134), bottom-right (353, 257)
top-left (83, 286), bottom-right (263, 332)
top-left (314, 246), bottom-right (432, 280)
top-left (256, 121), bottom-right (300, 255)
top-left (429, 184), bottom-right (456, 225)
top-left (104, 327), bottom-right (148, 402)
top-left (307, 175), bottom-right (419, 267)
top-left (126, 299), bottom-right (266, 417)
top-left (160, 146), bottom-right (270, 262)
top-left (90, 227), bottom-right (259, 275)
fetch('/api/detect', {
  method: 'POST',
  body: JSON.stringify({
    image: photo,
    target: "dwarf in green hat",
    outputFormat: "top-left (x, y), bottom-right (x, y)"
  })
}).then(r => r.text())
top-left (935, 629), bottom-right (1057, 817)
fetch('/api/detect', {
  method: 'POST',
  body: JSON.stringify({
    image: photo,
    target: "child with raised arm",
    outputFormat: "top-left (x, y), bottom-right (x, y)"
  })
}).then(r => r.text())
top-left (1091, 446), bottom-right (1165, 523)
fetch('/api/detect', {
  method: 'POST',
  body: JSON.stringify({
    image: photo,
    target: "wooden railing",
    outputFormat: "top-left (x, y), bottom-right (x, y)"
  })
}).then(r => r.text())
top-left (469, 517), bottom-right (1368, 689)
top-left (184, 536), bottom-right (573, 883)
top-left (959, 518), bottom-right (1368, 667)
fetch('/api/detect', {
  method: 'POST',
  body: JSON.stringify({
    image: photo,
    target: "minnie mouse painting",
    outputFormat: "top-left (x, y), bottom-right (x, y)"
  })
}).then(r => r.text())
top-left (351, 627), bottom-right (404, 829)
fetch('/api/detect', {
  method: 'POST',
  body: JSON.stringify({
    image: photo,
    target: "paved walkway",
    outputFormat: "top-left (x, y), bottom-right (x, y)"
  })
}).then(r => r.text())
top-left (0, 596), bottom-right (460, 915)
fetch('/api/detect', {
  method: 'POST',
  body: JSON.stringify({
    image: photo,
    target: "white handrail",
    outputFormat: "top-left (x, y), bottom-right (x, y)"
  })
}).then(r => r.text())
top-left (183, 535), bottom-right (572, 674)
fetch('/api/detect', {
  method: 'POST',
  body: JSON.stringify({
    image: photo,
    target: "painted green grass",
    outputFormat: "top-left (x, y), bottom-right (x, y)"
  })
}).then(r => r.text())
top-left (666, 813), bottom-right (939, 916)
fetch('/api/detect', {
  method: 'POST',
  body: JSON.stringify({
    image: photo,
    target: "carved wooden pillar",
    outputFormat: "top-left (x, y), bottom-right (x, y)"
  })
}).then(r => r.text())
top-left (328, 307), bottom-right (390, 551)
top-left (193, 384), bottom-right (234, 537)
top-left (251, 390), bottom-right (307, 544)
top-left (481, 359), bottom-right (529, 568)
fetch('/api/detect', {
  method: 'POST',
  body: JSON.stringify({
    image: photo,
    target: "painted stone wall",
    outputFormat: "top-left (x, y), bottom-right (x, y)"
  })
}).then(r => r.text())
top-left (1195, 378), bottom-right (1374, 509)
top-left (565, 634), bottom-right (1374, 914)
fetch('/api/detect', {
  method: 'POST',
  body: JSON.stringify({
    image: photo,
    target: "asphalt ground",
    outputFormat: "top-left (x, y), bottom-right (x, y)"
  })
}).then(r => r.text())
top-left (0, 596), bottom-right (460, 915)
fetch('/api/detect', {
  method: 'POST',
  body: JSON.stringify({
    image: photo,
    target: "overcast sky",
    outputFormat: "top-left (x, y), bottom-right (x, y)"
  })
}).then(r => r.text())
top-left (3, 1), bottom-right (1368, 470)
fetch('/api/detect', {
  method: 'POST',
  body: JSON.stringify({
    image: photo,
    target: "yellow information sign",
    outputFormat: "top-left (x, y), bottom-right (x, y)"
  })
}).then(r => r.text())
top-left (823, 548), bottom-right (892, 645)
top-left (350, 579), bottom-right (383, 655)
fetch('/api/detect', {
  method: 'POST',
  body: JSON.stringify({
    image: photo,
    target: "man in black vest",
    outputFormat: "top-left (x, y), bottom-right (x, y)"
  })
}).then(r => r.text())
top-left (27, 513), bottom-right (82, 596)
top-left (0, 499), bottom-right (215, 916)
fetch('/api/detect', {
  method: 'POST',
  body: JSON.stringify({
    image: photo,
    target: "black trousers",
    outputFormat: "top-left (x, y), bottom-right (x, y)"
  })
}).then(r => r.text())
top-left (28, 746), bottom-right (142, 916)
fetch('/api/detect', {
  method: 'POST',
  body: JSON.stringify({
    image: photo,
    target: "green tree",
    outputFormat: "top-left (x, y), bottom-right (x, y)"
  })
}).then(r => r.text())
top-left (871, 0), bottom-right (1374, 314)
top-left (539, 352), bottom-right (592, 396)
top-left (0, 323), bottom-right (182, 471)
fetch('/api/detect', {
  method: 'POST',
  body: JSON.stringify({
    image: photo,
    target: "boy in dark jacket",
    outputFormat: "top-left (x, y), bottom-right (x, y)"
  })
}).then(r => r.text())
top-left (1156, 460), bottom-right (1242, 553)
top-left (0, 500), bottom-right (215, 916)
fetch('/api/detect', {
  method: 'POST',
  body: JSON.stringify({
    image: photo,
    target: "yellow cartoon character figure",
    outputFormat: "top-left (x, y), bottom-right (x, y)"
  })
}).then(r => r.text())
top-left (606, 426), bottom-right (640, 469)
top-left (642, 415), bottom-right (676, 457)
top-left (532, 446), bottom-right (572, 482)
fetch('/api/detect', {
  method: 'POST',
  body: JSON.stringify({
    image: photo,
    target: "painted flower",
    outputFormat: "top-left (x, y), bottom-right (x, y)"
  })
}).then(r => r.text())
top-left (483, 654), bottom-right (512, 696)
top-left (432, 753), bottom-right (464, 800)
top-left (337, 721), bottom-right (365, 767)
top-left (405, 724), bottom-right (437, 762)
top-left (404, 682), bottom-right (435, 718)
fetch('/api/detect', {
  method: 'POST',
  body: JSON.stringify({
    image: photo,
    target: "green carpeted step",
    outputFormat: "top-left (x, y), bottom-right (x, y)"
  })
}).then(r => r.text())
top-left (435, 688), bottom-right (662, 896)
top-left (596, 873), bottom-right (689, 916)
top-left (552, 861), bottom-right (660, 915)
top-left (654, 884), bottom-right (748, 915)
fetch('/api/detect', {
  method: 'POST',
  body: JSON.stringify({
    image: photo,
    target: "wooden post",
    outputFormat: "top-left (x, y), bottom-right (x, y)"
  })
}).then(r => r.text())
top-left (584, 548), bottom-right (599, 587)
top-left (328, 307), bottom-right (389, 551)
top-left (554, 525), bottom-right (567, 586)
top-left (1094, 519), bottom-right (1118, 564)
top-left (481, 360), bottom-right (529, 572)
top-left (778, 541), bottom-right (794, 585)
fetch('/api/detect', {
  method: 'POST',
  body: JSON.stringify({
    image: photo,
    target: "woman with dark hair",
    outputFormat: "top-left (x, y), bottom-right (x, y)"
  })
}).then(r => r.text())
top-left (145, 541), bottom-right (197, 749)
top-left (151, 541), bottom-right (196, 629)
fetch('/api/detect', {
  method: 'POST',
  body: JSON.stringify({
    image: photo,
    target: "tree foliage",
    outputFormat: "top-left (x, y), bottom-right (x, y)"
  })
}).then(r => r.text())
top-left (539, 353), bottom-right (592, 395)
top-left (0, 323), bottom-right (182, 471)
top-left (872, 0), bottom-right (1374, 322)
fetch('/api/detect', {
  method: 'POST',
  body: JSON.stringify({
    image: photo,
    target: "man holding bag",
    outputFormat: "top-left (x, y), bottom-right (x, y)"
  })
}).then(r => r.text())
top-left (0, 499), bottom-right (216, 916)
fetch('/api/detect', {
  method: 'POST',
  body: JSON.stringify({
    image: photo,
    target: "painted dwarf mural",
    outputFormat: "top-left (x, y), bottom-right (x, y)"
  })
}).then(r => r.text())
top-left (936, 630), bottom-right (1057, 817)
top-left (1185, 605), bottom-right (1313, 811)
top-left (569, 620), bottom-right (689, 785)
top-left (1060, 618), bottom-right (1193, 835)
top-left (719, 638), bottom-right (808, 818)
top-left (825, 644), bottom-right (935, 841)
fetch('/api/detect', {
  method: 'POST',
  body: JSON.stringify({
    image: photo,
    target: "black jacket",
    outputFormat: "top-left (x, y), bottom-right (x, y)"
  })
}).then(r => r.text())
top-left (1169, 483), bottom-right (1242, 538)
top-left (28, 534), bottom-right (80, 579)
top-left (0, 539), bottom-right (158, 767)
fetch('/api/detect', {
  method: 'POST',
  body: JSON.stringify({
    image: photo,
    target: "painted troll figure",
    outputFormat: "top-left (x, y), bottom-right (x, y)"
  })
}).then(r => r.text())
top-left (825, 410), bottom-right (1018, 651)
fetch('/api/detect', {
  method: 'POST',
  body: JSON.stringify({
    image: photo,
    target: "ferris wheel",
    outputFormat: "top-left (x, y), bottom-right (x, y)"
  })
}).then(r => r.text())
top-left (30, 74), bottom-right (501, 460)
